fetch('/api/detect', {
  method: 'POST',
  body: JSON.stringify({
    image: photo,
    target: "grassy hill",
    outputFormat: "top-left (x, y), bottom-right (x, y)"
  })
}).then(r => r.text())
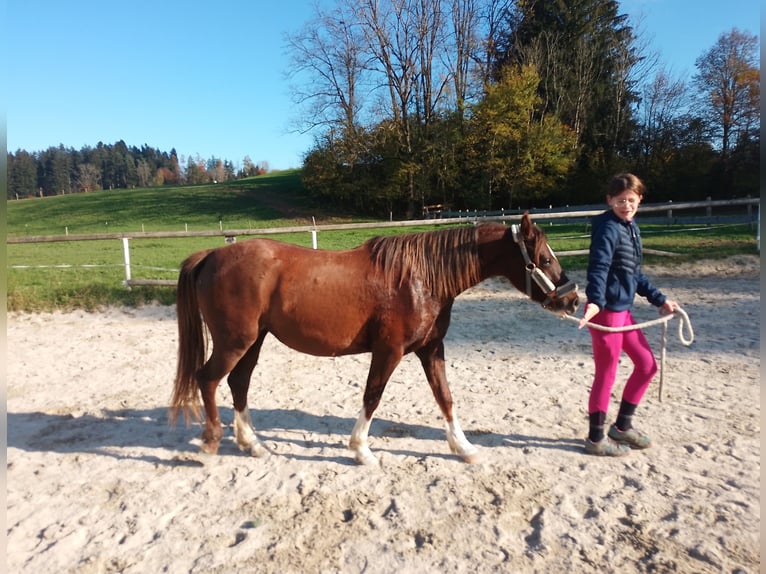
top-left (5, 170), bottom-right (399, 310)
top-left (6, 169), bottom-right (365, 237)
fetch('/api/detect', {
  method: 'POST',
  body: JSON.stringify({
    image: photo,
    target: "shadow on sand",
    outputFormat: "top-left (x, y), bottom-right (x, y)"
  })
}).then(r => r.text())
top-left (8, 406), bottom-right (583, 468)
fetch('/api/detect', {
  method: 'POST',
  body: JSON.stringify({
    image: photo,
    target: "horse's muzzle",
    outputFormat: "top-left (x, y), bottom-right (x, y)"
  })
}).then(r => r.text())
top-left (521, 259), bottom-right (579, 314)
top-left (542, 280), bottom-right (579, 315)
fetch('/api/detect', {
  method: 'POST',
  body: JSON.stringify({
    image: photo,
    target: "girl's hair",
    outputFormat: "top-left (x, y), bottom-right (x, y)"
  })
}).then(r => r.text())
top-left (608, 173), bottom-right (645, 198)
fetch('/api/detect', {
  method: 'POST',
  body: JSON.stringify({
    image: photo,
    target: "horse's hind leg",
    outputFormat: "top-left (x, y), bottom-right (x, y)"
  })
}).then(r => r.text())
top-left (228, 332), bottom-right (269, 457)
top-left (416, 341), bottom-right (480, 463)
top-left (197, 346), bottom-right (249, 455)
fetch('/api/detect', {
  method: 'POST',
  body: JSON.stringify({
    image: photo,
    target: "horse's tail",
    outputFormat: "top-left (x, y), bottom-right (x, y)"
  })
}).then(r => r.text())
top-left (170, 249), bottom-right (212, 425)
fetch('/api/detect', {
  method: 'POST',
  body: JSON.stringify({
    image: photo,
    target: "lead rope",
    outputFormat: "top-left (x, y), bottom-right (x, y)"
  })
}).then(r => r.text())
top-left (561, 308), bottom-right (694, 402)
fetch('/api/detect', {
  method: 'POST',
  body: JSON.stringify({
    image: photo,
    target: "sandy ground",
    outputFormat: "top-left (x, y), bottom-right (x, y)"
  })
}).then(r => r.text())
top-left (7, 255), bottom-right (760, 573)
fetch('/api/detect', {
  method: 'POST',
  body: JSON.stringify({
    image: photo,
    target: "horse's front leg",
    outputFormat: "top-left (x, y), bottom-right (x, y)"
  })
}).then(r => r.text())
top-left (350, 348), bottom-right (403, 466)
top-left (445, 416), bottom-right (479, 463)
top-left (349, 408), bottom-right (377, 466)
top-left (416, 341), bottom-right (480, 463)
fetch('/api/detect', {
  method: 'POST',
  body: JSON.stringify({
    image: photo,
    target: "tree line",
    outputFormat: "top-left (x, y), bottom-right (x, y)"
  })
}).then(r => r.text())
top-left (7, 1), bottom-right (759, 217)
top-left (288, 0), bottom-right (759, 216)
top-left (7, 140), bottom-right (268, 199)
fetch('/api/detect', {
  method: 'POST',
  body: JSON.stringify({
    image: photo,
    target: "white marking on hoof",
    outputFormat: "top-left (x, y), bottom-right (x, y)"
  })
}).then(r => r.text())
top-left (458, 448), bottom-right (481, 464)
top-left (446, 416), bottom-right (480, 463)
top-left (354, 446), bottom-right (380, 466)
top-left (349, 408), bottom-right (379, 465)
top-left (199, 441), bottom-right (219, 455)
top-left (248, 442), bottom-right (270, 458)
top-left (234, 408), bottom-right (268, 458)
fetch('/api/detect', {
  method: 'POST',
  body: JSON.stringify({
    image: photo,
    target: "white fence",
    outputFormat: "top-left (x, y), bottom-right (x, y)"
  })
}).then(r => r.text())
top-left (7, 197), bottom-right (760, 288)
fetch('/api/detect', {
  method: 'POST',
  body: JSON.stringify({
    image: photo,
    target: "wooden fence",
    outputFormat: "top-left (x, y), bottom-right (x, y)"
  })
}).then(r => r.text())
top-left (7, 197), bottom-right (759, 288)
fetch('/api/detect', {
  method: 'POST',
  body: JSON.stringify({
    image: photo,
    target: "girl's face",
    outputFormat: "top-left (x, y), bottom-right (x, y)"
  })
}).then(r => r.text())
top-left (608, 190), bottom-right (641, 221)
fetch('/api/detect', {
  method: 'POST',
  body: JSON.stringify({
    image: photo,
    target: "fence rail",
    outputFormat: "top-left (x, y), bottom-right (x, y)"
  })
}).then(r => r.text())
top-left (6, 197), bottom-right (759, 245)
top-left (7, 197), bottom-right (759, 288)
top-left (439, 197), bottom-right (759, 222)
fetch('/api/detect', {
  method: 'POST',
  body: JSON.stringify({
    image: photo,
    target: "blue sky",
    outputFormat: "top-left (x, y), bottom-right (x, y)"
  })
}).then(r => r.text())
top-left (6, 0), bottom-right (760, 171)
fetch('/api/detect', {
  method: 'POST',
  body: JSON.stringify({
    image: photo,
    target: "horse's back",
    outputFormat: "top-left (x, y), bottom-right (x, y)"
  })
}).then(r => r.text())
top-left (199, 238), bottom-right (371, 288)
top-left (194, 238), bottom-right (383, 355)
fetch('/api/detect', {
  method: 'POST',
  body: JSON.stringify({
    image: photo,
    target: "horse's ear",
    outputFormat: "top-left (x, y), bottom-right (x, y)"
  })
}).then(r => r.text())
top-left (520, 211), bottom-right (534, 239)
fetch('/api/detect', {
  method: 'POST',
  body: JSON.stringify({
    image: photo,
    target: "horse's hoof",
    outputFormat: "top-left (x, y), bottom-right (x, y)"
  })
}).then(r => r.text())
top-left (460, 452), bottom-right (481, 464)
top-left (457, 448), bottom-right (481, 464)
top-left (200, 441), bottom-right (220, 455)
top-left (248, 443), bottom-right (270, 458)
top-left (354, 451), bottom-right (380, 466)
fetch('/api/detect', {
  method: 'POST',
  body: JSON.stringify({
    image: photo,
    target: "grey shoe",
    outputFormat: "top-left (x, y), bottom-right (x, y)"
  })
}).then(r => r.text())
top-left (608, 424), bottom-right (651, 449)
top-left (584, 436), bottom-right (631, 456)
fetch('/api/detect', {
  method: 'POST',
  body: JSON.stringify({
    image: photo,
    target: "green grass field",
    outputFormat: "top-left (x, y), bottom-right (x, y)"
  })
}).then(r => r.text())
top-left (6, 171), bottom-right (759, 311)
top-left (6, 170), bottom-right (332, 237)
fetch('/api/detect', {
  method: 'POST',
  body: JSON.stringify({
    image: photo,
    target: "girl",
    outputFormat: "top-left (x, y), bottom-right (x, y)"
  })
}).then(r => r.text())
top-left (579, 174), bottom-right (679, 456)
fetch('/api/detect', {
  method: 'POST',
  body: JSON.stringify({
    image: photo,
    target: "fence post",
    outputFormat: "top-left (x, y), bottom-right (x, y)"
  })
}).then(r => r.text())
top-left (122, 237), bottom-right (132, 289)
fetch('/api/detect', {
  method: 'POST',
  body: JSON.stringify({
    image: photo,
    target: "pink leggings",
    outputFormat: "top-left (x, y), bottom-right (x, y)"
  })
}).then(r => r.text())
top-left (588, 309), bottom-right (658, 414)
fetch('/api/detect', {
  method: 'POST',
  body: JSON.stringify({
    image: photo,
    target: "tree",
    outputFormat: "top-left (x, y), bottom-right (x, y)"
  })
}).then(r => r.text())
top-left (184, 155), bottom-right (208, 185)
top-left (495, 0), bottom-right (643, 188)
top-left (8, 150), bottom-right (37, 198)
top-left (633, 69), bottom-right (689, 177)
top-left (470, 0), bottom-right (513, 97)
top-left (290, 1), bottom-right (757, 210)
top-left (241, 156), bottom-right (255, 177)
top-left (136, 159), bottom-right (153, 188)
top-left (629, 69), bottom-right (718, 201)
top-left (447, 0), bottom-right (478, 121)
top-left (693, 28), bottom-right (760, 160)
top-left (465, 65), bottom-right (575, 208)
top-left (77, 163), bottom-right (102, 192)
top-left (286, 2), bottom-right (368, 168)
top-left (38, 145), bottom-right (73, 195)
top-left (166, 149), bottom-right (180, 185)
top-left (289, 0), bottom-right (503, 216)
top-left (207, 157), bottom-right (226, 183)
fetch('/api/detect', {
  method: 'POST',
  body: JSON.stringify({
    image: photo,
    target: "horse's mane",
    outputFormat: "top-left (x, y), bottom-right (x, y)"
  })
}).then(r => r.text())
top-left (365, 226), bottom-right (482, 300)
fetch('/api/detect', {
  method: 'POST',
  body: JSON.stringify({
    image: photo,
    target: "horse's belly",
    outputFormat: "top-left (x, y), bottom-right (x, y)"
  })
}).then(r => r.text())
top-left (266, 302), bottom-right (370, 357)
top-left (269, 324), bottom-right (367, 357)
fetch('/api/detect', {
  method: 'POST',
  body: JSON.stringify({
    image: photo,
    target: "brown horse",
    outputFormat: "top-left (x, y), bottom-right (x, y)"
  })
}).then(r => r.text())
top-left (171, 213), bottom-right (579, 464)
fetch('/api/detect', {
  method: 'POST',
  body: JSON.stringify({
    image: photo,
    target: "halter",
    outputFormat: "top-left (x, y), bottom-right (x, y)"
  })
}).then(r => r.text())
top-left (511, 224), bottom-right (577, 308)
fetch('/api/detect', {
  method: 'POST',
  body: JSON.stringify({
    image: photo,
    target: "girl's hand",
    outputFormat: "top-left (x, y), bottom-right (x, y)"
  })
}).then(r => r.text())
top-left (660, 300), bottom-right (679, 315)
top-left (578, 303), bottom-right (600, 329)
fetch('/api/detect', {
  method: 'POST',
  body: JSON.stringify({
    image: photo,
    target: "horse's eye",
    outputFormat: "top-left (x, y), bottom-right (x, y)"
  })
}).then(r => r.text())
top-left (541, 257), bottom-right (552, 266)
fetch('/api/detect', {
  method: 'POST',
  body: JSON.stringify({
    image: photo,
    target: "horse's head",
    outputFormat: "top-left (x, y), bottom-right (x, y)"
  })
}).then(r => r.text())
top-left (509, 213), bottom-right (579, 315)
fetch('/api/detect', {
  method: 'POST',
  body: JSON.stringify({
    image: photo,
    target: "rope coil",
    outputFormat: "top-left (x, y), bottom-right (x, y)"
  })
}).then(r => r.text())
top-left (562, 308), bottom-right (694, 402)
top-left (563, 307), bottom-right (694, 345)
